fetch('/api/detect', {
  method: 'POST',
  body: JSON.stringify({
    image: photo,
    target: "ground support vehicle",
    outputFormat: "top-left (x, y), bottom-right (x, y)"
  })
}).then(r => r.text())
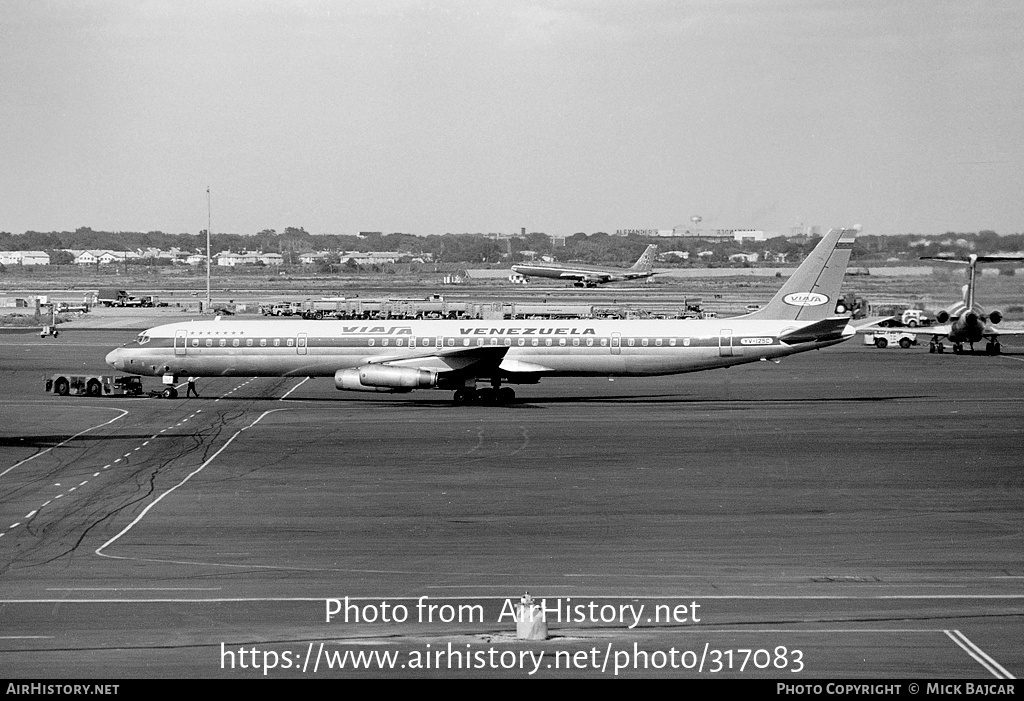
top-left (864, 331), bottom-right (917, 349)
top-left (900, 309), bottom-right (931, 327)
top-left (97, 288), bottom-right (130, 307)
top-left (45, 373), bottom-right (145, 397)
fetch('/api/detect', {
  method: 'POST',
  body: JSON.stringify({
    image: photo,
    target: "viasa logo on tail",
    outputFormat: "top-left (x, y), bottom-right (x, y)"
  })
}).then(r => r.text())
top-left (783, 293), bottom-right (829, 307)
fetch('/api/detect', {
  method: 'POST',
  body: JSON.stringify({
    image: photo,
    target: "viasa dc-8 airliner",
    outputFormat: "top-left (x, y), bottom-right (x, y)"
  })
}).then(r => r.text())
top-left (106, 227), bottom-right (861, 404)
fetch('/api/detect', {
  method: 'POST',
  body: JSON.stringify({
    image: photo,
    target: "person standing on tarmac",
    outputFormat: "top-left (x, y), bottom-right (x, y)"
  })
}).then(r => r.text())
top-left (186, 376), bottom-right (200, 398)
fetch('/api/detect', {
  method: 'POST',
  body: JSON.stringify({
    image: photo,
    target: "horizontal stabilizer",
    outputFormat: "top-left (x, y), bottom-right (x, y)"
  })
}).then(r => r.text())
top-left (779, 317), bottom-right (852, 344)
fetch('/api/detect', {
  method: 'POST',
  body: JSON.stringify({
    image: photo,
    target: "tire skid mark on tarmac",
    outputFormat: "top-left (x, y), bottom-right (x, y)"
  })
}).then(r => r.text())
top-left (46, 408), bottom-right (248, 566)
top-left (0, 407), bottom-right (129, 480)
top-left (0, 380), bottom-right (274, 572)
top-left (0, 379), bottom-right (256, 539)
top-left (95, 408), bottom-right (286, 561)
top-left (1, 407), bottom-right (243, 572)
top-left (0, 408), bottom-right (205, 535)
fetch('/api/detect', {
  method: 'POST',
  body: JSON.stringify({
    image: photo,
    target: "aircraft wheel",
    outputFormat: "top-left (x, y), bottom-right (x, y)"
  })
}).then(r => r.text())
top-left (476, 387), bottom-right (496, 405)
top-left (496, 387), bottom-right (516, 404)
top-left (453, 389), bottom-right (476, 405)
top-left (928, 343), bottom-right (936, 354)
top-left (54, 378), bottom-right (69, 396)
top-left (993, 342), bottom-right (1001, 355)
top-left (162, 387), bottom-right (178, 399)
top-left (937, 344), bottom-right (944, 353)
top-left (87, 380), bottom-right (102, 396)
top-left (953, 343), bottom-right (962, 354)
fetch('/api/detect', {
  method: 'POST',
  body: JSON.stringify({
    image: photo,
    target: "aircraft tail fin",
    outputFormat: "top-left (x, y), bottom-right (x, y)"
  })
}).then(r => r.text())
top-left (630, 244), bottom-right (657, 273)
top-left (924, 254), bottom-right (1024, 312)
top-left (744, 227), bottom-right (858, 322)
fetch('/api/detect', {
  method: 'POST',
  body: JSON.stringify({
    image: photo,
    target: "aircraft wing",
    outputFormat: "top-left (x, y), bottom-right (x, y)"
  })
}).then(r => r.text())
top-left (364, 345), bottom-right (509, 374)
top-left (983, 326), bottom-right (1024, 338)
top-left (854, 323), bottom-right (953, 337)
top-left (364, 344), bottom-right (554, 377)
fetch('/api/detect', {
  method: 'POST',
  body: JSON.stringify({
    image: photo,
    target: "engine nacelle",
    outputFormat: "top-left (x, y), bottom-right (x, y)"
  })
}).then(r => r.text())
top-left (989, 310), bottom-right (1002, 325)
top-left (335, 366), bottom-right (438, 392)
top-left (936, 310), bottom-right (950, 324)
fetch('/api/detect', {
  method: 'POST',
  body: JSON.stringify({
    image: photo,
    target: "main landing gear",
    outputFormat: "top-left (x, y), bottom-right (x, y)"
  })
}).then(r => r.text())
top-left (453, 385), bottom-right (516, 405)
top-left (928, 337), bottom-right (1002, 355)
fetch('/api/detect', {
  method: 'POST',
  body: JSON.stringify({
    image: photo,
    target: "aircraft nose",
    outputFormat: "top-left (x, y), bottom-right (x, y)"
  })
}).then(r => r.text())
top-left (105, 348), bottom-right (124, 370)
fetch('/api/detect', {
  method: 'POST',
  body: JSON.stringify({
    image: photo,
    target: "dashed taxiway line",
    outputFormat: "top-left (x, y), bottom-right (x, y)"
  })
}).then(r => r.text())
top-left (0, 407), bottom-right (201, 540)
top-left (0, 407), bottom-right (129, 479)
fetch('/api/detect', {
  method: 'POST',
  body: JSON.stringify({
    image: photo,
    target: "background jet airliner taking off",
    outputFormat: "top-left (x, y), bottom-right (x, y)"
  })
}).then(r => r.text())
top-left (511, 244), bottom-right (658, 287)
top-left (107, 228), bottom-right (860, 404)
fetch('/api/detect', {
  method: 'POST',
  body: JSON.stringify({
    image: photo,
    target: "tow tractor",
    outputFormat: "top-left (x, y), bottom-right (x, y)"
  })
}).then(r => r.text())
top-left (863, 330), bottom-right (917, 349)
top-left (45, 373), bottom-right (145, 397)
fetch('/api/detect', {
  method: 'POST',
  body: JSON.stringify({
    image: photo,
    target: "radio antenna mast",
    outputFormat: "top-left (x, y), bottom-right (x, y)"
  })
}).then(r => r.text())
top-left (206, 186), bottom-right (212, 314)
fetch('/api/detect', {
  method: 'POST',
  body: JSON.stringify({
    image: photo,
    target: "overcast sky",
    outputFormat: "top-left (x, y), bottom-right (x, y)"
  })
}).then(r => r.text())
top-left (2, 0), bottom-right (1021, 237)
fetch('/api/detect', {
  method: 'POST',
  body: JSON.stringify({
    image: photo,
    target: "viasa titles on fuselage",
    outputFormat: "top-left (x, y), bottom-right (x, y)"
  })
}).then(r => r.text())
top-left (106, 227), bottom-right (861, 404)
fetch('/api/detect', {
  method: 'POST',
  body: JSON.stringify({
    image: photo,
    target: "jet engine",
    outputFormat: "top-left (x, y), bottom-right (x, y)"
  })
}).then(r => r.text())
top-left (936, 310), bottom-right (950, 323)
top-left (335, 366), bottom-right (438, 392)
top-left (989, 310), bottom-right (1003, 325)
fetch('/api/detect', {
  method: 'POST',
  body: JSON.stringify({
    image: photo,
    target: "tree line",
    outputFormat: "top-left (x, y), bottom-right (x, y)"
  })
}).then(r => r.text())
top-left (1, 227), bottom-right (1022, 266)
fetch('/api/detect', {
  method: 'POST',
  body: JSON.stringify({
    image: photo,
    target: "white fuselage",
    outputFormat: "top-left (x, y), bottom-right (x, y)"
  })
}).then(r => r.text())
top-left (106, 317), bottom-right (852, 381)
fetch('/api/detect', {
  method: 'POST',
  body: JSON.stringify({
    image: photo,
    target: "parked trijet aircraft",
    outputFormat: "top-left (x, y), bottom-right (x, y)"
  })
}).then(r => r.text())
top-left (107, 228), bottom-right (863, 404)
top-left (913, 254), bottom-right (1024, 354)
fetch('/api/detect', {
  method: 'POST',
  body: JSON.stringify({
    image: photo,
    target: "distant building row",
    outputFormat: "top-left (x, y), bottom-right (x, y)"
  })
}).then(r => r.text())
top-left (0, 249), bottom-right (429, 267)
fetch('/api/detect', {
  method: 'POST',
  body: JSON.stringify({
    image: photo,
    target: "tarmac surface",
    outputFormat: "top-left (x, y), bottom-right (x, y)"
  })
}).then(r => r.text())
top-left (0, 327), bottom-right (1021, 679)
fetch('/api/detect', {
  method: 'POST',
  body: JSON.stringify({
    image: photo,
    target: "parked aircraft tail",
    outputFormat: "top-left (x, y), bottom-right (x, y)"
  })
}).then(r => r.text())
top-left (629, 244), bottom-right (658, 273)
top-left (744, 226), bottom-right (858, 322)
top-left (923, 254), bottom-right (1024, 312)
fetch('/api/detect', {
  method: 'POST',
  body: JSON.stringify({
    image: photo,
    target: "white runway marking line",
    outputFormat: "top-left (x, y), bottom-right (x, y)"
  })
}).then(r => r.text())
top-left (47, 587), bottom-right (222, 591)
top-left (945, 629), bottom-right (1015, 679)
top-left (95, 409), bottom-right (287, 559)
top-left (280, 377), bottom-right (310, 400)
top-left (0, 408), bottom-right (129, 479)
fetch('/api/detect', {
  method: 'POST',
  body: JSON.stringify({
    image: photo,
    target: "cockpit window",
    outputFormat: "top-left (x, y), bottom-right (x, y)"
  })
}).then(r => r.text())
top-left (136, 334), bottom-right (151, 345)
